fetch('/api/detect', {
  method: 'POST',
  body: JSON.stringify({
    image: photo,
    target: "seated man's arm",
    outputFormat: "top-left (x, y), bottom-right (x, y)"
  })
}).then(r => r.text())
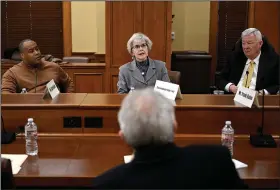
top-left (57, 66), bottom-right (74, 93)
top-left (1, 70), bottom-right (18, 93)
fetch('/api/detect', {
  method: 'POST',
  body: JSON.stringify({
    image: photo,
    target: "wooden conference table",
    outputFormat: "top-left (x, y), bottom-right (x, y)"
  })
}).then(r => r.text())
top-left (1, 93), bottom-right (280, 135)
top-left (1, 93), bottom-right (280, 188)
top-left (1, 135), bottom-right (280, 189)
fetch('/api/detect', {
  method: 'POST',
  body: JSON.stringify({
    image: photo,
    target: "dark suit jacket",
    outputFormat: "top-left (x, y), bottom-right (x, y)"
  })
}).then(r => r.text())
top-left (92, 143), bottom-right (247, 189)
top-left (219, 37), bottom-right (279, 94)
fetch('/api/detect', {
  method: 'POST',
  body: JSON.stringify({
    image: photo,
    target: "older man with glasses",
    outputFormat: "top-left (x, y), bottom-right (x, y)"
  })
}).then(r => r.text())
top-left (117, 32), bottom-right (170, 94)
top-left (219, 28), bottom-right (279, 95)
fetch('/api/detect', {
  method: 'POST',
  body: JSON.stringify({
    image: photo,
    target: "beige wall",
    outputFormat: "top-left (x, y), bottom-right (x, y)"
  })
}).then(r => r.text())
top-left (172, 2), bottom-right (210, 52)
top-left (71, 2), bottom-right (105, 54)
top-left (71, 2), bottom-right (209, 53)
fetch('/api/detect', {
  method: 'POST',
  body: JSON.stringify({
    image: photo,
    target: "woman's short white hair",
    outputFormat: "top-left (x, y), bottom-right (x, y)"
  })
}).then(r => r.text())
top-left (118, 88), bottom-right (175, 148)
top-left (127, 32), bottom-right (153, 54)
top-left (241, 28), bottom-right (262, 41)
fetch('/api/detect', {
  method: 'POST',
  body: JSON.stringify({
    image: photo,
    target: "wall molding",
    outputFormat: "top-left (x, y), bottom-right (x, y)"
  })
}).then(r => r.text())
top-left (208, 1), bottom-right (218, 85)
top-left (63, 2), bottom-right (72, 56)
top-left (71, 52), bottom-right (105, 63)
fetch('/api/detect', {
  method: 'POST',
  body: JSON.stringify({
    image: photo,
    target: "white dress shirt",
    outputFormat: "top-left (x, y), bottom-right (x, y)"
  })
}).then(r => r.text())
top-left (225, 52), bottom-right (269, 95)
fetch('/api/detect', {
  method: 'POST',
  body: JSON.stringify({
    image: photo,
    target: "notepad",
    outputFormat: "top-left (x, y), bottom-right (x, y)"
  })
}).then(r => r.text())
top-left (2, 154), bottom-right (28, 174)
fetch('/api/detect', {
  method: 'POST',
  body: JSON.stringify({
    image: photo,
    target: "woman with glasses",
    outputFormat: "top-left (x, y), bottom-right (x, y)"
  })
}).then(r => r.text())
top-left (117, 32), bottom-right (170, 94)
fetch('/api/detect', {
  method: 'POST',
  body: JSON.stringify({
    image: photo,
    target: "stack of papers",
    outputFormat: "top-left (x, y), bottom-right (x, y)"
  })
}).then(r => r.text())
top-left (2, 154), bottom-right (28, 174)
top-left (124, 155), bottom-right (248, 169)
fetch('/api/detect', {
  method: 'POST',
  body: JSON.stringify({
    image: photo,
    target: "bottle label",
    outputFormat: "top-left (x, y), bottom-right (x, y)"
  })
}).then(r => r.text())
top-left (221, 134), bottom-right (234, 142)
top-left (26, 131), bottom-right (38, 139)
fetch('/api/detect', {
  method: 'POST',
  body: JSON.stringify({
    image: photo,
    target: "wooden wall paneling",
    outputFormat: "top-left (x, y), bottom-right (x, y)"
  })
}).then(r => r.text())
top-left (94, 54), bottom-right (106, 63)
top-left (62, 2), bottom-right (72, 57)
top-left (82, 109), bottom-right (120, 133)
top-left (71, 52), bottom-right (96, 62)
top-left (142, 1), bottom-right (172, 69)
top-left (105, 2), bottom-right (112, 93)
top-left (106, 1), bottom-right (141, 69)
top-left (252, 1), bottom-right (280, 53)
top-left (2, 109), bottom-right (83, 133)
top-left (106, 1), bottom-right (142, 93)
top-left (208, 2), bottom-right (218, 85)
top-left (247, 1), bottom-right (255, 28)
top-left (110, 71), bottom-right (119, 93)
top-left (74, 73), bottom-right (104, 93)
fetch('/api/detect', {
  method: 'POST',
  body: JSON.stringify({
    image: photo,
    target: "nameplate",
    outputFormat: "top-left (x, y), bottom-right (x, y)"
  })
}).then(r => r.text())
top-left (45, 79), bottom-right (60, 99)
top-left (154, 80), bottom-right (182, 101)
top-left (234, 86), bottom-right (257, 108)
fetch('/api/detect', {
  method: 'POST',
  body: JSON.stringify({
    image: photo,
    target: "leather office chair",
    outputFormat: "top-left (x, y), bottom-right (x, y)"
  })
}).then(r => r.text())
top-left (168, 70), bottom-right (181, 85)
top-left (171, 53), bottom-right (212, 94)
top-left (63, 56), bottom-right (89, 63)
top-left (1, 158), bottom-right (15, 189)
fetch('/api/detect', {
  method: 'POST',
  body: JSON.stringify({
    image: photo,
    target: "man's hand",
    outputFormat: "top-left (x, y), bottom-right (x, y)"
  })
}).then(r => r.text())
top-left (229, 84), bottom-right (238, 94)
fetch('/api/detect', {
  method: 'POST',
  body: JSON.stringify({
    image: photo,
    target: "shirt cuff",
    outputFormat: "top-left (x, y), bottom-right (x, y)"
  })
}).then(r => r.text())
top-left (225, 83), bottom-right (234, 92)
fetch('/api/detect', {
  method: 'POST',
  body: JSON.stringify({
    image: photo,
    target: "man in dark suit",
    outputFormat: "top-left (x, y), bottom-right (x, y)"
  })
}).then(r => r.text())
top-left (219, 28), bottom-right (279, 95)
top-left (92, 88), bottom-right (247, 189)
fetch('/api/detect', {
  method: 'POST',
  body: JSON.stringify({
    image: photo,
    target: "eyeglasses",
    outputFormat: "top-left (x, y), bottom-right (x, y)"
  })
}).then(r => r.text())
top-left (133, 43), bottom-right (147, 50)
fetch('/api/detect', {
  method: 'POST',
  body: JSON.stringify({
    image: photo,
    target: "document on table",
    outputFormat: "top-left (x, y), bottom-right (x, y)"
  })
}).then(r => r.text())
top-left (2, 154), bottom-right (28, 174)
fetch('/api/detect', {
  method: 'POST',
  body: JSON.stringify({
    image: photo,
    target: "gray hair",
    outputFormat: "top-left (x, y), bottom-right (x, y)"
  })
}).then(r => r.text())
top-left (127, 32), bottom-right (153, 54)
top-left (118, 88), bottom-right (175, 148)
top-left (241, 28), bottom-right (262, 41)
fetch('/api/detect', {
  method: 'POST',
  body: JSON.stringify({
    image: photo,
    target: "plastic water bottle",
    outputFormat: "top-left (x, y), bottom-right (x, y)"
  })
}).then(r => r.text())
top-left (221, 121), bottom-right (234, 156)
top-left (25, 118), bottom-right (38, 156)
top-left (21, 88), bottom-right (27, 94)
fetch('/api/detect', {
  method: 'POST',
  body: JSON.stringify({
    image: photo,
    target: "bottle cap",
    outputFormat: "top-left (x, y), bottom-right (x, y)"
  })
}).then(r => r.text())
top-left (225, 121), bottom-right (231, 125)
top-left (28, 118), bottom-right (34, 122)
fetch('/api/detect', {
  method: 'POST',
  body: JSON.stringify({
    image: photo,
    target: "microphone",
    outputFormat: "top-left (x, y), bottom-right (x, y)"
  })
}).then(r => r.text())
top-left (249, 77), bottom-right (277, 147)
top-left (1, 115), bottom-right (16, 144)
top-left (245, 71), bottom-right (249, 87)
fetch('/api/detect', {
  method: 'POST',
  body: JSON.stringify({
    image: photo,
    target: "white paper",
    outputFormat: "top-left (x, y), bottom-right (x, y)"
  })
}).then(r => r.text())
top-left (234, 86), bottom-right (257, 108)
top-left (124, 155), bottom-right (134, 164)
top-left (232, 159), bottom-right (248, 169)
top-left (12, 166), bottom-right (22, 175)
top-left (154, 80), bottom-right (182, 100)
top-left (2, 154), bottom-right (28, 174)
top-left (46, 79), bottom-right (60, 99)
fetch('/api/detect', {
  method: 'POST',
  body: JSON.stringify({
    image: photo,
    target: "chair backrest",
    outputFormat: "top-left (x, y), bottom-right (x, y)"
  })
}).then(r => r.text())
top-left (62, 56), bottom-right (89, 63)
top-left (168, 70), bottom-right (181, 85)
top-left (1, 158), bottom-right (15, 189)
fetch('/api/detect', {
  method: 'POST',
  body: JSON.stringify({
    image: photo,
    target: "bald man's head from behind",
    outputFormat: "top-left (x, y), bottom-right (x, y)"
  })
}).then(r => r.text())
top-left (118, 88), bottom-right (177, 148)
top-left (19, 39), bottom-right (42, 67)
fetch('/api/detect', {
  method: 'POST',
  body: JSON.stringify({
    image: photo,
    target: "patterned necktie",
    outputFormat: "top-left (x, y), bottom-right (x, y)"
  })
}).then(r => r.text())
top-left (242, 61), bottom-right (255, 88)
